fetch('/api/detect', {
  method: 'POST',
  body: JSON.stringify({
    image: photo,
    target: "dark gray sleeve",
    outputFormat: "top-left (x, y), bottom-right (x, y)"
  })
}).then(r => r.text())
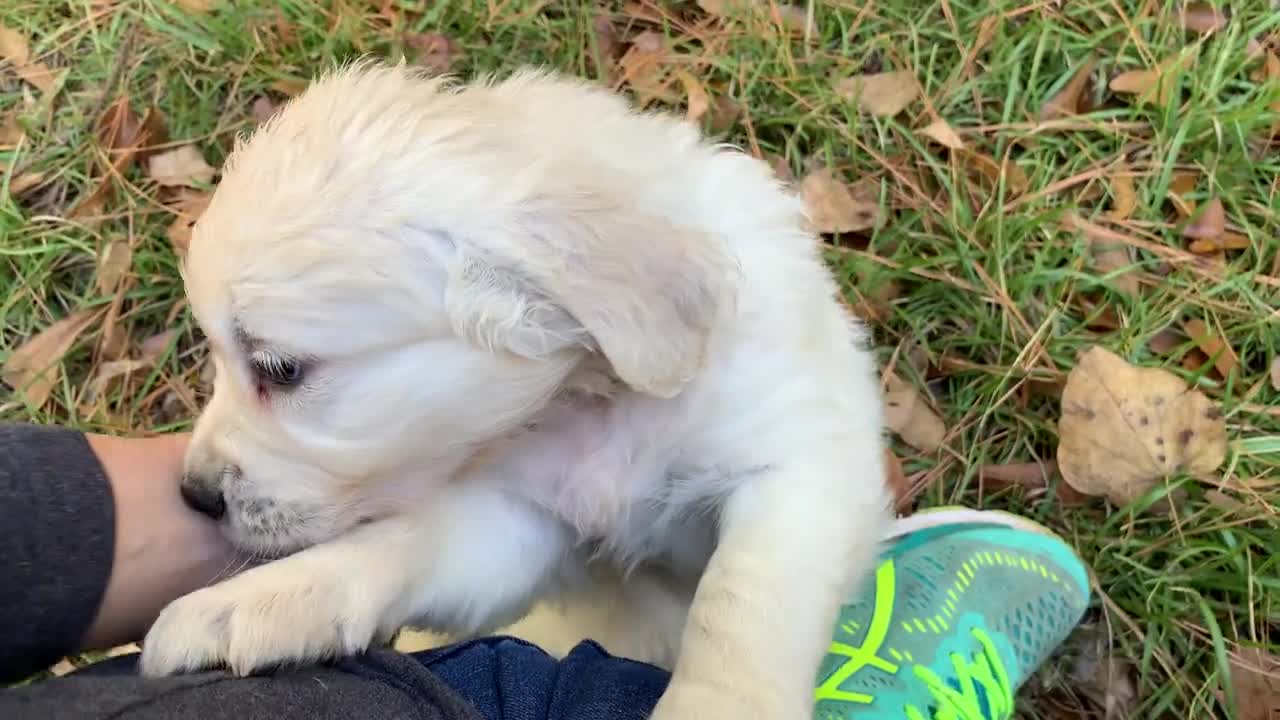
top-left (0, 423), bottom-right (115, 684)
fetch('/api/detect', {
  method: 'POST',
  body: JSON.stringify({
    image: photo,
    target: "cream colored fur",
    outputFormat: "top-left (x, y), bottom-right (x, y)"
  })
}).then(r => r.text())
top-left (139, 61), bottom-right (892, 719)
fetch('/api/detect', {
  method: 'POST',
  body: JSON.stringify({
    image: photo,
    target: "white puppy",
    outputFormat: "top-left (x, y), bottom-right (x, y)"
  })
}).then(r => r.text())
top-left (141, 61), bottom-right (892, 719)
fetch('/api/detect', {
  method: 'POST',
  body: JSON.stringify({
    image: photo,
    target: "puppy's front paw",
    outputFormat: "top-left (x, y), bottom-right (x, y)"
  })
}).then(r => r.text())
top-left (140, 563), bottom-right (385, 678)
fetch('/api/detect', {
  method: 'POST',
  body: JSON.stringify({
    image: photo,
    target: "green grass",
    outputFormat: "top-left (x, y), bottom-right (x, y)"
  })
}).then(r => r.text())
top-left (2, 1), bottom-right (1278, 717)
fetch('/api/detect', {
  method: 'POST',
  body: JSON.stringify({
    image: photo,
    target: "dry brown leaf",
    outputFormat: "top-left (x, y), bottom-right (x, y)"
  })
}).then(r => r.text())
top-left (919, 118), bottom-right (965, 150)
top-left (762, 153), bottom-right (794, 184)
top-left (799, 168), bottom-right (882, 234)
top-left (1179, 2), bottom-right (1228, 34)
top-left (705, 93), bottom-right (741, 135)
top-left (147, 145), bottom-right (215, 188)
top-left (1066, 624), bottom-right (1141, 719)
top-left (978, 460), bottom-right (1091, 505)
top-left (251, 96), bottom-right (278, 125)
top-left (1147, 328), bottom-right (1184, 356)
top-left (2, 309), bottom-right (101, 407)
top-left (405, 32), bottom-right (462, 74)
top-left (87, 358), bottom-right (154, 402)
top-left (1168, 171), bottom-right (1198, 217)
top-left (1057, 346), bottom-right (1228, 505)
top-left (1181, 318), bottom-right (1239, 378)
top-left (1110, 52), bottom-right (1194, 107)
top-left (884, 449), bottom-right (913, 511)
top-left (165, 190), bottom-right (212, 254)
top-left (957, 149), bottom-right (1030, 194)
top-left (1229, 648), bottom-right (1280, 720)
top-left (0, 23), bottom-right (55, 93)
top-left (0, 24), bottom-right (31, 65)
top-left (590, 13), bottom-right (623, 79)
top-left (835, 70), bottom-right (920, 117)
top-left (1184, 196), bottom-right (1225, 239)
top-left (68, 179), bottom-right (114, 222)
top-left (884, 372), bottom-right (946, 453)
top-left (617, 31), bottom-right (671, 105)
top-left (140, 329), bottom-right (177, 361)
top-left (1105, 166), bottom-right (1138, 221)
top-left (697, 0), bottom-right (812, 35)
top-left (674, 70), bottom-right (710, 124)
top-left (0, 112), bottom-right (24, 148)
top-left (1041, 57), bottom-right (1096, 121)
top-left (8, 170), bottom-right (45, 195)
top-left (1062, 214), bottom-right (1141, 297)
top-left (270, 77), bottom-right (307, 97)
top-left (172, 0), bottom-right (213, 13)
top-left (96, 239), bottom-right (132, 294)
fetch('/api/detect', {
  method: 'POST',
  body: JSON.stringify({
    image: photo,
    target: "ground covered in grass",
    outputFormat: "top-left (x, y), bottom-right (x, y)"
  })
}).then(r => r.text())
top-left (2, 1), bottom-right (1278, 717)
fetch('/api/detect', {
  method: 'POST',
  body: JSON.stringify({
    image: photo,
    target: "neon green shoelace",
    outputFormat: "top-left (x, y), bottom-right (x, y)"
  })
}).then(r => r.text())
top-left (904, 629), bottom-right (1014, 720)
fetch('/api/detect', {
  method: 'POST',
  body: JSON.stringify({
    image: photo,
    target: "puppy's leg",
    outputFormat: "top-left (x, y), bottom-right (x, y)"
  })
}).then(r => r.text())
top-left (651, 444), bottom-right (891, 719)
top-left (140, 485), bottom-right (568, 678)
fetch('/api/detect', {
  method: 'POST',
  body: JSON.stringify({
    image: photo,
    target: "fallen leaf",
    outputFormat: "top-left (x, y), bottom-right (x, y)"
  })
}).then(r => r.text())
top-left (884, 449), bottom-right (913, 511)
top-left (698, 0), bottom-right (812, 34)
top-left (590, 13), bottom-right (623, 78)
top-left (919, 118), bottom-right (965, 150)
top-left (1271, 356), bottom-right (1280, 391)
top-left (1057, 345), bottom-right (1228, 505)
top-left (0, 24), bottom-right (31, 65)
top-left (1062, 214), bottom-right (1141, 297)
top-left (87, 358), bottom-right (155, 402)
top-left (1105, 166), bottom-right (1138, 221)
top-left (1065, 624), bottom-right (1141, 719)
top-left (957, 149), bottom-right (1030, 194)
top-left (1110, 52), bottom-right (1194, 107)
top-left (674, 70), bottom-right (710, 124)
top-left (68, 179), bottom-right (115, 222)
top-left (165, 190), bottom-right (212, 253)
top-left (883, 372), bottom-right (946, 453)
top-left (835, 70), bottom-right (920, 117)
top-left (1178, 3), bottom-right (1228, 34)
top-left (617, 31), bottom-right (671, 105)
top-left (405, 31), bottom-right (462, 74)
top-left (1147, 327), bottom-right (1184, 356)
top-left (269, 77), bottom-right (307, 97)
top-left (1181, 318), bottom-right (1239, 378)
top-left (0, 112), bottom-right (24, 148)
top-left (147, 145), bottom-right (215, 187)
top-left (172, 0), bottom-right (213, 13)
top-left (2, 309), bottom-right (101, 407)
top-left (1183, 196), bottom-right (1225, 240)
top-left (762, 153), bottom-right (794, 184)
top-left (979, 460), bottom-right (1091, 505)
top-left (251, 96), bottom-right (278, 125)
top-left (1229, 648), bottom-right (1280, 720)
top-left (8, 170), bottom-right (45, 195)
top-left (705, 93), bottom-right (741, 134)
top-left (96, 239), bottom-right (132, 293)
top-left (1205, 488), bottom-right (1244, 512)
top-left (1041, 57), bottom-right (1097, 121)
top-left (799, 167), bottom-right (882, 234)
top-left (0, 23), bottom-right (55, 93)
top-left (139, 329), bottom-right (178, 361)
top-left (95, 99), bottom-right (169, 172)
top-left (1168, 171), bottom-right (1198, 217)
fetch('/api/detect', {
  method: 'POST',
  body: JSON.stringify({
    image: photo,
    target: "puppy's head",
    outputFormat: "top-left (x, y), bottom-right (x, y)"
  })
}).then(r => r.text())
top-left (179, 62), bottom-right (736, 556)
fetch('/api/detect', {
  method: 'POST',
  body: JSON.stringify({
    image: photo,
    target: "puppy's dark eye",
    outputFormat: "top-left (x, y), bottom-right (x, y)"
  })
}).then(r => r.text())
top-left (250, 351), bottom-right (305, 388)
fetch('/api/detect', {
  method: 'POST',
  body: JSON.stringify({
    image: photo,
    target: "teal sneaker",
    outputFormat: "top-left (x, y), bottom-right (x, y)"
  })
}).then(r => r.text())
top-left (814, 508), bottom-right (1091, 720)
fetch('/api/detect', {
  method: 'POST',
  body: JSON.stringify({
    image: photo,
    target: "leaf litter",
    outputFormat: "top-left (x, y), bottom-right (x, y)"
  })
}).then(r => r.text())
top-left (2, 309), bottom-right (103, 408)
top-left (1056, 346), bottom-right (1227, 506)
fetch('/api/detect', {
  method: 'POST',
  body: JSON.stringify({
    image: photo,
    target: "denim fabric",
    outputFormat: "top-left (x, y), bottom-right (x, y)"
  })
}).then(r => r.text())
top-left (0, 637), bottom-right (671, 720)
top-left (414, 637), bottom-right (670, 720)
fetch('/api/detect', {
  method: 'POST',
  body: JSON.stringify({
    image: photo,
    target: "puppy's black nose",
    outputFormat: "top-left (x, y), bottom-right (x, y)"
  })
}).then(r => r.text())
top-left (180, 475), bottom-right (227, 520)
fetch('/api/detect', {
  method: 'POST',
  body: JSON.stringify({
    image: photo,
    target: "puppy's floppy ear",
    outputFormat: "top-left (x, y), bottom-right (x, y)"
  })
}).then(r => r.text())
top-left (446, 193), bottom-right (738, 398)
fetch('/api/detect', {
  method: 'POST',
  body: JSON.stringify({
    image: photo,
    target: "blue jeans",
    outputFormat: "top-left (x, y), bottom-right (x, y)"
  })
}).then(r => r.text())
top-left (0, 637), bottom-right (671, 720)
